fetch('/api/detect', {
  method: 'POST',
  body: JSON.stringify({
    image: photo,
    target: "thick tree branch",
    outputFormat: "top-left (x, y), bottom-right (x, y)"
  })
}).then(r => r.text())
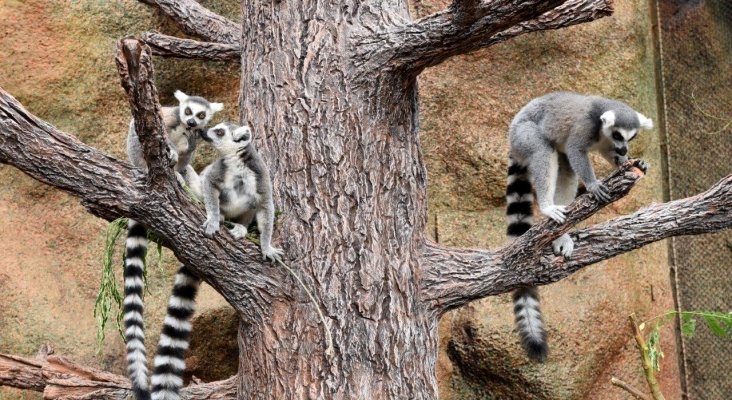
top-left (421, 164), bottom-right (732, 314)
top-left (137, 0), bottom-right (241, 44)
top-left (116, 38), bottom-right (175, 187)
top-left (0, 47), bottom-right (288, 320)
top-left (141, 32), bottom-right (241, 62)
top-left (0, 348), bottom-right (236, 399)
top-left (355, 0), bottom-right (612, 75)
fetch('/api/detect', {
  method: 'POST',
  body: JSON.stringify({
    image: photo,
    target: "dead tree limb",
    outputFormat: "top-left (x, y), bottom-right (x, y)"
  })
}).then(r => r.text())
top-left (0, 350), bottom-right (236, 399)
top-left (137, 0), bottom-right (240, 44)
top-left (354, 0), bottom-right (613, 75)
top-left (421, 167), bottom-right (732, 314)
top-left (141, 32), bottom-right (241, 61)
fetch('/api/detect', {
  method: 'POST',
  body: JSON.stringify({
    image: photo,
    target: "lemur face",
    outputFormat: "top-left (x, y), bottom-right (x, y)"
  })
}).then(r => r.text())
top-left (202, 123), bottom-right (252, 155)
top-left (600, 110), bottom-right (653, 165)
top-left (174, 90), bottom-right (224, 129)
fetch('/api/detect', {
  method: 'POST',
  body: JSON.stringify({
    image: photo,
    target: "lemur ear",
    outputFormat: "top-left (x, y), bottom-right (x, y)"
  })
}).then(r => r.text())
top-left (600, 110), bottom-right (616, 129)
top-left (233, 126), bottom-right (252, 141)
top-left (210, 102), bottom-right (224, 113)
top-left (174, 90), bottom-right (189, 102)
top-left (637, 112), bottom-right (654, 130)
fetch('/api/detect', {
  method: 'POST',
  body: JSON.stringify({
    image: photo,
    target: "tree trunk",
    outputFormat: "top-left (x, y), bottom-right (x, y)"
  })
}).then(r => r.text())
top-left (236, 2), bottom-right (436, 397)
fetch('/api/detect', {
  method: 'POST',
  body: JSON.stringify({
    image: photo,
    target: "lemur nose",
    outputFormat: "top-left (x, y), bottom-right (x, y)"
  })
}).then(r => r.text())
top-left (615, 146), bottom-right (627, 156)
top-left (186, 119), bottom-right (197, 127)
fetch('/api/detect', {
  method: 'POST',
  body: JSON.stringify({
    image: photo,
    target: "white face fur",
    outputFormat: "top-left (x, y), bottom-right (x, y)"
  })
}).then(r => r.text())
top-left (600, 110), bottom-right (653, 165)
top-left (174, 90), bottom-right (224, 129)
top-left (600, 110), bottom-right (654, 142)
top-left (203, 123), bottom-right (252, 155)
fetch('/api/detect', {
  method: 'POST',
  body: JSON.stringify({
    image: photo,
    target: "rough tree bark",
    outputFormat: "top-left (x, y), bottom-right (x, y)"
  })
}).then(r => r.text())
top-left (1, 0), bottom-right (731, 399)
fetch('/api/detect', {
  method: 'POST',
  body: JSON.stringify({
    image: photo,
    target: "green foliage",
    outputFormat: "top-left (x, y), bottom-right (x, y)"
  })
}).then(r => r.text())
top-left (647, 327), bottom-right (664, 372)
top-left (93, 217), bottom-right (127, 353)
top-left (94, 218), bottom-right (172, 352)
top-left (642, 310), bottom-right (732, 372)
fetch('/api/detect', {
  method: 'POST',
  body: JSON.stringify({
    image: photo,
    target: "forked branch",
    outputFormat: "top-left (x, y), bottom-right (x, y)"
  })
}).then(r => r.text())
top-left (137, 0), bottom-right (240, 44)
top-left (0, 40), bottom-right (288, 319)
top-left (141, 32), bottom-right (241, 62)
top-left (421, 164), bottom-right (732, 314)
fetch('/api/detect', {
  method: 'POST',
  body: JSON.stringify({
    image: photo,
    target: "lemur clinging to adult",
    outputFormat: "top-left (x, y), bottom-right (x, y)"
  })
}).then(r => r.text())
top-left (200, 122), bottom-right (283, 261)
top-left (505, 92), bottom-right (653, 362)
top-left (124, 91), bottom-right (222, 400)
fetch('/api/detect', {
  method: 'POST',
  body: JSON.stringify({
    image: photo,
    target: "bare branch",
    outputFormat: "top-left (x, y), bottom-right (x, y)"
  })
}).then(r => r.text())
top-left (0, 350), bottom-right (236, 399)
top-left (355, 0), bottom-right (612, 75)
top-left (421, 165), bottom-right (732, 314)
top-left (138, 0), bottom-right (241, 44)
top-left (116, 38), bottom-right (175, 187)
top-left (611, 377), bottom-right (651, 400)
top-left (141, 32), bottom-right (241, 62)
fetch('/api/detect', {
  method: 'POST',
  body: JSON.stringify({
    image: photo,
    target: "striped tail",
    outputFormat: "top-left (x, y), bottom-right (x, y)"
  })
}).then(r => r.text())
top-left (506, 156), bottom-right (548, 362)
top-left (124, 220), bottom-right (151, 400)
top-left (151, 265), bottom-right (200, 400)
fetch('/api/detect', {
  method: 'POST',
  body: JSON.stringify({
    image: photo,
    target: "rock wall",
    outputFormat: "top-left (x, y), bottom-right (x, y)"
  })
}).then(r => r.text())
top-left (0, 0), bottom-right (682, 399)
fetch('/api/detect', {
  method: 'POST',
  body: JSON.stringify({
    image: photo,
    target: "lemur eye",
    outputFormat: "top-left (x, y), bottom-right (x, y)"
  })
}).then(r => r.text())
top-left (184, 107), bottom-right (192, 116)
top-left (216, 129), bottom-right (225, 137)
top-left (612, 132), bottom-right (623, 141)
top-left (197, 112), bottom-right (206, 119)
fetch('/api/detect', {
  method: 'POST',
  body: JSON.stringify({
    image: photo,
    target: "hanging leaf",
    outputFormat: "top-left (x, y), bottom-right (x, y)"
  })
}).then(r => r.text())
top-left (647, 325), bottom-right (664, 372)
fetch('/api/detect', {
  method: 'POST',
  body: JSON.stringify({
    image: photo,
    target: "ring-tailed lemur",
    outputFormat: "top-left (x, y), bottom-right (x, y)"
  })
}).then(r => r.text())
top-left (200, 122), bottom-right (283, 261)
top-left (505, 92), bottom-right (653, 362)
top-left (124, 91), bottom-right (222, 400)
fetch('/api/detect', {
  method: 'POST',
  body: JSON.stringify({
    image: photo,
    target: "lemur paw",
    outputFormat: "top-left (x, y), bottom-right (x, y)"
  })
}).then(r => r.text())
top-left (552, 234), bottom-right (574, 259)
top-left (540, 205), bottom-right (567, 224)
top-left (586, 181), bottom-right (611, 202)
top-left (262, 246), bottom-right (284, 262)
top-left (228, 223), bottom-right (248, 240)
top-left (203, 218), bottom-right (220, 237)
top-left (633, 159), bottom-right (650, 173)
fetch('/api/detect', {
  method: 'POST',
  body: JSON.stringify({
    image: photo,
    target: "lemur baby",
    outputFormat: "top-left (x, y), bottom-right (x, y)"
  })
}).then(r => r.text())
top-left (200, 122), bottom-right (283, 261)
top-left (124, 91), bottom-right (222, 400)
top-left (505, 92), bottom-right (653, 362)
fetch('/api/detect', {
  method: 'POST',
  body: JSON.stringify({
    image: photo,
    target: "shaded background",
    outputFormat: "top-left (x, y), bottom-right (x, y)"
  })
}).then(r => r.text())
top-left (0, 0), bottom-right (729, 398)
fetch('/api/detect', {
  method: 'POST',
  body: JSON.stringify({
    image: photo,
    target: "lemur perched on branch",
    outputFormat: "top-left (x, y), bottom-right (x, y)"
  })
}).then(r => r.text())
top-left (123, 91), bottom-right (222, 400)
top-left (505, 92), bottom-right (653, 362)
top-left (200, 122), bottom-right (283, 262)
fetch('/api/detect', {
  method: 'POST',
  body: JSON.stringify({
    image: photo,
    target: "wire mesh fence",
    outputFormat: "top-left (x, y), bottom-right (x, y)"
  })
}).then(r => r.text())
top-left (657, 1), bottom-right (732, 398)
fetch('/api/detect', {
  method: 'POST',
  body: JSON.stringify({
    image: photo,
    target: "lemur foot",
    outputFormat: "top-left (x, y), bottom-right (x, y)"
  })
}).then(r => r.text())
top-left (262, 246), bottom-right (284, 262)
top-left (540, 205), bottom-right (567, 224)
top-left (203, 218), bottom-right (220, 237)
top-left (229, 223), bottom-right (248, 240)
top-left (552, 233), bottom-right (574, 258)
top-left (586, 181), bottom-right (611, 202)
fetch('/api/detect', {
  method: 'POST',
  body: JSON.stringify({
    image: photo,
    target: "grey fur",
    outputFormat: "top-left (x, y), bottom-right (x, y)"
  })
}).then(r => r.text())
top-left (505, 92), bottom-right (653, 362)
top-left (126, 91), bottom-right (224, 195)
top-left (200, 122), bottom-right (283, 261)
top-left (509, 91), bottom-right (653, 226)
